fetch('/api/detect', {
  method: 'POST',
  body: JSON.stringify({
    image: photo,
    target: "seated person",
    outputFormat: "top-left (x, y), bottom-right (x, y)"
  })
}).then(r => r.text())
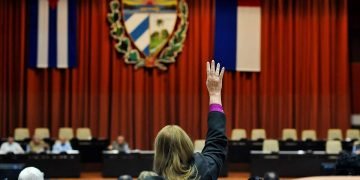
top-left (336, 150), bottom-right (360, 175)
top-left (27, 135), bottom-right (49, 153)
top-left (352, 141), bottom-right (360, 155)
top-left (0, 136), bottom-right (24, 154)
top-left (118, 175), bottom-right (133, 180)
top-left (138, 171), bottom-right (158, 180)
top-left (52, 137), bottom-right (73, 153)
top-left (108, 135), bottom-right (130, 153)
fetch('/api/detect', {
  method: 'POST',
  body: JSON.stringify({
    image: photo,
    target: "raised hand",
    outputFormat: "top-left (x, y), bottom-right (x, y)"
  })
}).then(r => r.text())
top-left (206, 60), bottom-right (225, 105)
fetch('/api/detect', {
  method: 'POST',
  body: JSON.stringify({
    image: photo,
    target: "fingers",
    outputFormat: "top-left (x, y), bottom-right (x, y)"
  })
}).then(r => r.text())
top-left (206, 61), bottom-right (210, 76)
top-left (211, 60), bottom-right (215, 74)
top-left (215, 63), bottom-right (220, 75)
top-left (220, 67), bottom-right (225, 80)
top-left (208, 60), bottom-right (224, 77)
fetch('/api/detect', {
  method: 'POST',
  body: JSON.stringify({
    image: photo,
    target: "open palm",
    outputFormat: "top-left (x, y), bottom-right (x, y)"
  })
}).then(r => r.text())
top-left (206, 60), bottom-right (225, 97)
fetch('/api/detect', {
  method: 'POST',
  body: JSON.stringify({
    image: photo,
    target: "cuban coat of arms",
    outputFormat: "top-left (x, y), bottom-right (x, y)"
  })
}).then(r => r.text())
top-left (108, 0), bottom-right (189, 70)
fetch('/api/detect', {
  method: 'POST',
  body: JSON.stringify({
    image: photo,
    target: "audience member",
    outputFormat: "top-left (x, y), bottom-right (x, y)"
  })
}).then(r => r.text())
top-left (0, 136), bottom-right (24, 154)
top-left (18, 167), bottom-right (44, 180)
top-left (118, 174), bottom-right (132, 180)
top-left (352, 141), bottom-right (360, 155)
top-left (336, 151), bottom-right (360, 175)
top-left (153, 61), bottom-right (227, 179)
top-left (143, 177), bottom-right (165, 180)
top-left (52, 137), bottom-right (73, 153)
top-left (108, 135), bottom-right (130, 153)
top-left (138, 171), bottom-right (158, 180)
top-left (263, 172), bottom-right (279, 180)
top-left (27, 135), bottom-right (49, 154)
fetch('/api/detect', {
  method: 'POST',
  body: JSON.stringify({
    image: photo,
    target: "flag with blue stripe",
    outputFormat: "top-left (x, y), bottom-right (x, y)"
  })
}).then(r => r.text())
top-left (28, 0), bottom-right (77, 69)
top-left (214, 0), bottom-right (261, 72)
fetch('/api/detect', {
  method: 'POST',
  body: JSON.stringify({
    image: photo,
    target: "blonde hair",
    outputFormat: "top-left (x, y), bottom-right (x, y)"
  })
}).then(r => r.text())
top-left (154, 125), bottom-right (198, 180)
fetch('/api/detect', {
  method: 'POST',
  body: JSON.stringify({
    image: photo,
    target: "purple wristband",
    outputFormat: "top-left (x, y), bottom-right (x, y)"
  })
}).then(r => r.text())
top-left (209, 104), bottom-right (224, 113)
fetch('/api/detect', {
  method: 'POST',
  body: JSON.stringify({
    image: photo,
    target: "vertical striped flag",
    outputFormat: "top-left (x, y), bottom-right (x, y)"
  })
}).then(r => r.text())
top-left (214, 0), bottom-right (261, 72)
top-left (28, 0), bottom-right (77, 69)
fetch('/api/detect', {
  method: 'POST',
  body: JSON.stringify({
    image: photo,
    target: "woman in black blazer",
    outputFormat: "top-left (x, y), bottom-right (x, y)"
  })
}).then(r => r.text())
top-left (152, 61), bottom-right (227, 180)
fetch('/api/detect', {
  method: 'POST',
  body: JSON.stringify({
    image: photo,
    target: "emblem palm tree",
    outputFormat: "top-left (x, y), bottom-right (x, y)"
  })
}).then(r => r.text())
top-left (157, 19), bottom-right (164, 28)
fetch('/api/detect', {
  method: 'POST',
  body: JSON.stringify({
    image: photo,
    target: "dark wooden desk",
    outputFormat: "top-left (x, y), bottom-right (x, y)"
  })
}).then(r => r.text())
top-left (71, 139), bottom-right (109, 162)
top-left (0, 163), bottom-right (25, 180)
top-left (0, 153), bottom-right (81, 178)
top-left (228, 140), bottom-right (354, 163)
top-left (250, 151), bottom-right (339, 177)
top-left (102, 151), bottom-right (228, 177)
top-left (102, 151), bottom-right (154, 177)
top-left (0, 138), bottom-right (109, 163)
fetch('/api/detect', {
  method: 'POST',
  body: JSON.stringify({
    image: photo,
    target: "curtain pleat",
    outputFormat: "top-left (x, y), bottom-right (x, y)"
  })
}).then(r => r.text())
top-left (0, 0), bottom-right (350, 149)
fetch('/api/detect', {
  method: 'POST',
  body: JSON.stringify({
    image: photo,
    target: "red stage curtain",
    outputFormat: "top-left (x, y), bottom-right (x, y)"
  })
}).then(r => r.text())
top-left (0, 0), bottom-right (350, 149)
top-left (0, 0), bottom-right (27, 136)
top-left (224, 0), bottom-right (350, 139)
top-left (352, 64), bottom-right (360, 113)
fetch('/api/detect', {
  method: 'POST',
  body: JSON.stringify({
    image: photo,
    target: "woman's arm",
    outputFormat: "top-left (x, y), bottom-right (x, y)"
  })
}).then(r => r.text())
top-left (201, 61), bottom-right (227, 177)
top-left (206, 60), bottom-right (224, 106)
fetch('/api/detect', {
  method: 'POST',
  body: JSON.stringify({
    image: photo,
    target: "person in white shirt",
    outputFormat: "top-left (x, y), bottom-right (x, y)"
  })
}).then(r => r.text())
top-left (52, 137), bottom-right (73, 153)
top-left (0, 136), bottom-right (25, 154)
top-left (18, 167), bottom-right (44, 180)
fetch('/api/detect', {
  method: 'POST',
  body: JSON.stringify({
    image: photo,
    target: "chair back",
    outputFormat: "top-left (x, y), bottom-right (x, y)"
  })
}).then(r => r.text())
top-left (251, 129), bottom-right (266, 140)
top-left (34, 128), bottom-right (50, 139)
top-left (14, 128), bottom-right (30, 141)
top-left (58, 127), bottom-right (74, 140)
top-left (262, 139), bottom-right (279, 153)
top-left (301, 130), bottom-right (317, 141)
top-left (231, 129), bottom-right (246, 140)
top-left (346, 129), bottom-right (360, 140)
top-left (327, 129), bottom-right (343, 140)
top-left (76, 128), bottom-right (92, 140)
top-left (326, 140), bottom-right (342, 154)
top-left (282, 129), bottom-right (297, 141)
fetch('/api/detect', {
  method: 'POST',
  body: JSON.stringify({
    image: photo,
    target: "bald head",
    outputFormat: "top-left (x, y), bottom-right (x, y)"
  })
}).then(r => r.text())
top-left (18, 167), bottom-right (44, 180)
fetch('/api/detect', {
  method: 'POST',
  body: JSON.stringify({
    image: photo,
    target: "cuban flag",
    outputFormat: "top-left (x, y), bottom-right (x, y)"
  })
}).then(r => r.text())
top-left (214, 0), bottom-right (261, 72)
top-left (28, 0), bottom-right (77, 69)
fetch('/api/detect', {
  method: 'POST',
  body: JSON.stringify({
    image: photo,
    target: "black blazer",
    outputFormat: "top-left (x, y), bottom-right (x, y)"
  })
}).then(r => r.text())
top-left (193, 111), bottom-right (227, 180)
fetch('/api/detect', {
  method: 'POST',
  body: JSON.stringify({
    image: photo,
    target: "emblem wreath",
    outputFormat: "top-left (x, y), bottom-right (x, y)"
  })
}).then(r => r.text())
top-left (107, 0), bottom-right (189, 70)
